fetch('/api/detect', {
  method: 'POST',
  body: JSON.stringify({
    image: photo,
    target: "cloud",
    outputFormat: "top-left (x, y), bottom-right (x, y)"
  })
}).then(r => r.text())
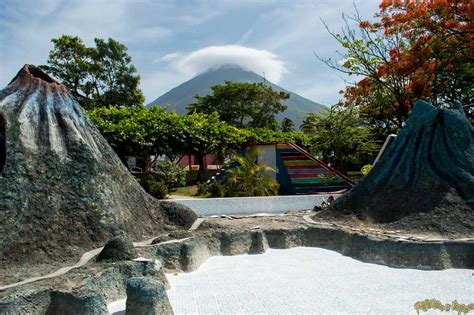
top-left (125, 26), bottom-right (172, 43)
top-left (175, 45), bottom-right (286, 83)
top-left (0, 0), bottom-right (380, 105)
top-left (157, 53), bottom-right (182, 62)
top-left (175, 10), bottom-right (224, 26)
top-left (238, 29), bottom-right (254, 45)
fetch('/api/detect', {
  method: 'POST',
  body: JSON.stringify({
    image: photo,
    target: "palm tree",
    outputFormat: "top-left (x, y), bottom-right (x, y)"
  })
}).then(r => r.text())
top-left (225, 147), bottom-right (279, 197)
top-left (281, 117), bottom-right (295, 132)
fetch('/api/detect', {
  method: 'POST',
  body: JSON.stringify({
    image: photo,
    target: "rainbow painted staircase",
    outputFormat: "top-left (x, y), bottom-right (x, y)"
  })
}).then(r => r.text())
top-left (276, 143), bottom-right (353, 194)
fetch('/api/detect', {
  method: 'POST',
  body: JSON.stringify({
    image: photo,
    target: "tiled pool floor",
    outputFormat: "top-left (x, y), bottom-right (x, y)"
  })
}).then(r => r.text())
top-left (108, 247), bottom-right (472, 314)
top-left (166, 247), bottom-right (472, 314)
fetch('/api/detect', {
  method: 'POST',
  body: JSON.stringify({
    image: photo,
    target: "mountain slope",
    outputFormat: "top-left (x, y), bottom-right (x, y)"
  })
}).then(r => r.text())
top-left (148, 66), bottom-right (325, 128)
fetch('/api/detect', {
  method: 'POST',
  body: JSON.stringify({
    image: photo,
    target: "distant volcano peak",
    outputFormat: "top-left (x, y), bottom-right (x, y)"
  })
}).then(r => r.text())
top-left (204, 64), bottom-right (249, 72)
top-left (149, 66), bottom-right (325, 127)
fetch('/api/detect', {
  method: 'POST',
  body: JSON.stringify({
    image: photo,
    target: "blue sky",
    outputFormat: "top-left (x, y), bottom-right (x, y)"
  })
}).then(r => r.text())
top-left (0, 0), bottom-right (380, 106)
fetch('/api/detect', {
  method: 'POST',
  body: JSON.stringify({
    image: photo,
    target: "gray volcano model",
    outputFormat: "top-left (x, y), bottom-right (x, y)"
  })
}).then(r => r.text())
top-left (332, 100), bottom-right (473, 225)
top-left (148, 65), bottom-right (325, 128)
top-left (0, 65), bottom-right (196, 265)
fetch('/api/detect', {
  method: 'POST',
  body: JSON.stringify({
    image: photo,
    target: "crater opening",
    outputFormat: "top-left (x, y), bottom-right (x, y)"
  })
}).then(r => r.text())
top-left (0, 113), bottom-right (6, 172)
top-left (27, 65), bottom-right (56, 83)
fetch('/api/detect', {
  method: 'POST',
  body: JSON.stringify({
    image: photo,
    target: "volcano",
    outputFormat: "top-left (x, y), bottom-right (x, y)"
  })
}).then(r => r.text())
top-left (331, 100), bottom-right (473, 230)
top-left (148, 65), bottom-right (325, 128)
top-left (0, 65), bottom-right (196, 264)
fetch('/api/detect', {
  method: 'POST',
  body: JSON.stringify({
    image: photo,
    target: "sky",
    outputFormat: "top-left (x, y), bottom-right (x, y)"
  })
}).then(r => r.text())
top-left (0, 0), bottom-right (380, 106)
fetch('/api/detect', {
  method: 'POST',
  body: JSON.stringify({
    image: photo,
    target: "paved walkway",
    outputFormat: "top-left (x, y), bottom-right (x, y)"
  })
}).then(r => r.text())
top-left (0, 237), bottom-right (189, 291)
top-left (165, 247), bottom-right (472, 314)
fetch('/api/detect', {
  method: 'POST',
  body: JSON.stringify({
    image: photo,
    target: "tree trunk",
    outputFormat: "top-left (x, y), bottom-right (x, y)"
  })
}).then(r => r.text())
top-left (196, 153), bottom-right (207, 183)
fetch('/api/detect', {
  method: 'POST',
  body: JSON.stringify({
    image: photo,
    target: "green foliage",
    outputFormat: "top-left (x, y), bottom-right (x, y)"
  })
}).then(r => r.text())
top-left (147, 181), bottom-right (168, 199)
top-left (153, 160), bottom-right (186, 191)
top-left (239, 127), bottom-right (309, 148)
top-left (188, 81), bottom-right (289, 130)
top-left (89, 105), bottom-right (310, 181)
top-left (361, 164), bottom-right (373, 175)
top-left (301, 105), bottom-right (379, 172)
top-left (173, 185), bottom-right (199, 197)
top-left (318, 3), bottom-right (474, 129)
top-left (42, 35), bottom-right (144, 109)
top-left (88, 106), bottom-right (172, 159)
top-left (281, 117), bottom-right (295, 132)
top-left (223, 148), bottom-right (279, 197)
top-left (179, 112), bottom-right (243, 182)
top-left (89, 105), bottom-right (243, 181)
top-left (139, 173), bottom-right (168, 199)
top-left (197, 182), bottom-right (210, 196)
top-left (201, 181), bottom-right (226, 198)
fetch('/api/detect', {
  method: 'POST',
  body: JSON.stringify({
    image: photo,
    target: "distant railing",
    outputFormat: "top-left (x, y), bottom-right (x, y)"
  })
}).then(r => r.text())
top-left (286, 143), bottom-right (354, 185)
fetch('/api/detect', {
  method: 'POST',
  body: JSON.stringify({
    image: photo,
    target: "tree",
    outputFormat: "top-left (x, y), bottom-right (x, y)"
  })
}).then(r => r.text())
top-left (88, 106), bottom-right (243, 182)
top-left (318, 0), bottom-right (473, 130)
top-left (89, 105), bottom-right (311, 182)
top-left (240, 127), bottom-right (309, 148)
top-left (88, 106), bottom-right (172, 164)
top-left (281, 117), bottom-right (295, 132)
top-left (378, 0), bottom-right (473, 109)
top-left (180, 113), bottom-right (242, 182)
top-left (301, 105), bottom-right (379, 173)
top-left (224, 147), bottom-right (279, 197)
top-left (42, 35), bottom-right (144, 109)
top-left (188, 81), bottom-right (289, 130)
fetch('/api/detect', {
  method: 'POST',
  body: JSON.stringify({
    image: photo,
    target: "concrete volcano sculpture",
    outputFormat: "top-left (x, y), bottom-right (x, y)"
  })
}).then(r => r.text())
top-left (0, 65), bottom-right (196, 264)
top-left (332, 100), bottom-right (473, 225)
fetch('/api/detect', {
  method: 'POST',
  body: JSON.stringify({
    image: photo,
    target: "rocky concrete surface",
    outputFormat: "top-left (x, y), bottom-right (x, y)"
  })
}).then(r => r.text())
top-left (0, 65), bottom-right (197, 268)
top-left (96, 236), bottom-right (137, 262)
top-left (1, 213), bottom-right (473, 314)
top-left (125, 277), bottom-right (173, 315)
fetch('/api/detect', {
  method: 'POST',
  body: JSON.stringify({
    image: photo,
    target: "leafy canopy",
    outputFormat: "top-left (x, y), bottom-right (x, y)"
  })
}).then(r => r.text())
top-left (188, 81), bottom-right (289, 130)
top-left (88, 105), bottom-right (309, 181)
top-left (42, 35), bottom-right (144, 109)
top-left (318, 0), bottom-right (473, 130)
top-left (301, 105), bottom-right (379, 172)
top-left (281, 117), bottom-right (296, 132)
top-left (88, 105), bottom-right (309, 158)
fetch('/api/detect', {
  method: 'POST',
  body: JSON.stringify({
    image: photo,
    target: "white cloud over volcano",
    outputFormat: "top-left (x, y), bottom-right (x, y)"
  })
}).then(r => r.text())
top-left (175, 45), bottom-right (286, 83)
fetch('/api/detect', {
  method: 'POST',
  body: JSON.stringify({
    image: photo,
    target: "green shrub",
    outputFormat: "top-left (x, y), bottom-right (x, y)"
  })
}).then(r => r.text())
top-left (138, 173), bottom-right (169, 199)
top-left (153, 160), bottom-right (186, 191)
top-left (147, 180), bottom-right (168, 199)
top-left (197, 182), bottom-right (209, 196)
top-left (137, 161), bottom-right (185, 198)
top-left (207, 181), bottom-right (226, 197)
top-left (361, 164), bottom-right (373, 175)
top-left (196, 181), bottom-right (224, 197)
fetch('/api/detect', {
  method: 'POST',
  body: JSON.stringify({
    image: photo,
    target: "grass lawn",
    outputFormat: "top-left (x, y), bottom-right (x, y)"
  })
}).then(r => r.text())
top-left (172, 185), bottom-right (200, 197)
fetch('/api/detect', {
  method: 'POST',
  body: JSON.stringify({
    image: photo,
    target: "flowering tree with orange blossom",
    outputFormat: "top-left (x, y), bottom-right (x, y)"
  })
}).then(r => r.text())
top-left (318, 0), bottom-right (473, 133)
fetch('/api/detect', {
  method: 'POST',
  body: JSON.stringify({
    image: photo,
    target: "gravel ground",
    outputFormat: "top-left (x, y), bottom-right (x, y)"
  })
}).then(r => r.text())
top-left (163, 247), bottom-right (472, 314)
